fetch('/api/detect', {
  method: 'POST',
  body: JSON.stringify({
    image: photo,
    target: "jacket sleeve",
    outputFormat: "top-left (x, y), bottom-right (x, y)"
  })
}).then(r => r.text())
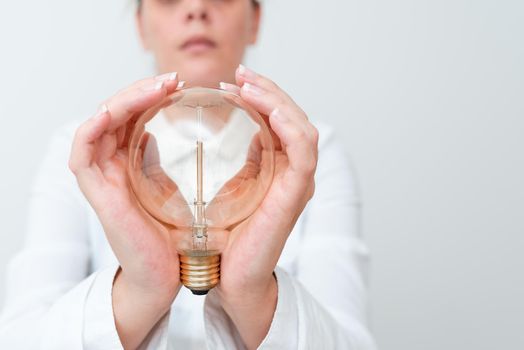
top-left (202, 123), bottom-right (377, 349)
top-left (0, 123), bottom-right (171, 349)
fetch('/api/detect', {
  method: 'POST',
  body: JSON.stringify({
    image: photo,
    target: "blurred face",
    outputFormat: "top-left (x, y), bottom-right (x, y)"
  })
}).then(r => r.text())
top-left (136, 0), bottom-right (261, 88)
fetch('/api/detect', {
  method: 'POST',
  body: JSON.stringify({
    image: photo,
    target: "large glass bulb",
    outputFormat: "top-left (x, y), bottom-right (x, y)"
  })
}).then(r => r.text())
top-left (128, 87), bottom-right (275, 295)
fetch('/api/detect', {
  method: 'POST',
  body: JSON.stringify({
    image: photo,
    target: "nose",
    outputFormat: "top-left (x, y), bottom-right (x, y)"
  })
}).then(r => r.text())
top-left (185, 0), bottom-right (209, 22)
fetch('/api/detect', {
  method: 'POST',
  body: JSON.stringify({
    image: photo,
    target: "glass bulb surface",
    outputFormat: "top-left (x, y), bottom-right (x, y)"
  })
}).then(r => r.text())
top-left (127, 87), bottom-right (275, 294)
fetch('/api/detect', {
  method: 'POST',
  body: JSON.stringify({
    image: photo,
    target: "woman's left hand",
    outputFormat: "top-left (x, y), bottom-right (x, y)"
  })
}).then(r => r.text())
top-left (217, 65), bottom-right (319, 349)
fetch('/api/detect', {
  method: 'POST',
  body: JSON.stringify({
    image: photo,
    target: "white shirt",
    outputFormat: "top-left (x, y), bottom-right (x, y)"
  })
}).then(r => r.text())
top-left (0, 113), bottom-right (377, 349)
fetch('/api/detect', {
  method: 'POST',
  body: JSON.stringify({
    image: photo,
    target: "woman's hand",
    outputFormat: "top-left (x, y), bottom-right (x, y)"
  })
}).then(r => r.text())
top-left (218, 65), bottom-right (319, 349)
top-left (68, 73), bottom-right (183, 349)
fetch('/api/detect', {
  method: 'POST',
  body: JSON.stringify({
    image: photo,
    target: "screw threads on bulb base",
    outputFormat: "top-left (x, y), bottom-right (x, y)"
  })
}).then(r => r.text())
top-left (179, 252), bottom-right (220, 295)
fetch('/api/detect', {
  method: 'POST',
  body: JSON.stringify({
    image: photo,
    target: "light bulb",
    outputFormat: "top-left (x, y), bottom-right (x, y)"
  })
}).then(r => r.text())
top-left (127, 87), bottom-right (275, 295)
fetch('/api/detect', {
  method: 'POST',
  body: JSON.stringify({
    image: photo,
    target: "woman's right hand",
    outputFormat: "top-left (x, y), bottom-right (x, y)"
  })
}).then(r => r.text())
top-left (68, 72), bottom-right (183, 349)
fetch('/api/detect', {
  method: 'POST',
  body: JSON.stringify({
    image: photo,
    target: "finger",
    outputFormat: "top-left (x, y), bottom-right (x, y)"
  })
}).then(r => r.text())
top-left (100, 72), bottom-right (180, 132)
top-left (119, 72), bottom-right (180, 96)
top-left (234, 69), bottom-right (319, 175)
top-left (235, 66), bottom-right (317, 142)
top-left (212, 77), bottom-right (315, 181)
top-left (235, 65), bottom-right (294, 106)
top-left (220, 81), bottom-right (282, 151)
top-left (209, 133), bottom-right (263, 203)
top-left (116, 124), bottom-right (127, 148)
top-left (235, 65), bottom-right (307, 121)
top-left (219, 81), bottom-right (241, 95)
top-left (260, 113), bottom-right (283, 151)
top-left (95, 130), bottom-right (118, 165)
top-left (235, 64), bottom-right (317, 137)
top-left (104, 80), bottom-right (165, 131)
top-left (69, 106), bottom-right (111, 173)
top-left (269, 107), bottom-right (319, 178)
top-left (118, 79), bottom-right (186, 149)
top-left (135, 133), bottom-right (193, 224)
top-left (176, 80), bottom-right (186, 90)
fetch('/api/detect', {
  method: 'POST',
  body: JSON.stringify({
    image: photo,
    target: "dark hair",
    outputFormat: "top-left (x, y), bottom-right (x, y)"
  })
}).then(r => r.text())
top-left (137, 0), bottom-right (260, 7)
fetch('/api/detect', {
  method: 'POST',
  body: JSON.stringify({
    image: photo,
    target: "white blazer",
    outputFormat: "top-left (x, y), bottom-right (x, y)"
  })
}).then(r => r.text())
top-left (0, 114), bottom-right (377, 349)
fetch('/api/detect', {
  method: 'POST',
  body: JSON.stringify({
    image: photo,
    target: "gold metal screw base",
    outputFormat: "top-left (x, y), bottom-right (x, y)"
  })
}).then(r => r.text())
top-left (179, 251), bottom-right (220, 295)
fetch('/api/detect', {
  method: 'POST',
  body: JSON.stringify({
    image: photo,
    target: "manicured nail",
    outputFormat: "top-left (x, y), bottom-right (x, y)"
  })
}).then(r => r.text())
top-left (92, 104), bottom-right (108, 120)
top-left (156, 71), bottom-right (178, 82)
top-left (242, 82), bottom-right (264, 95)
top-left (237, 64), bottom-right (256, 79)
top-left (142, 80), bottom-right (165, 92)
top-left (270, 108), bottom-right (287, 122)
top-left (219, 82), bottom-right (240, 93)
top-left (155, 72), bottom-right (178, 81)
top-left (177, 81), bottom-right (186, 89)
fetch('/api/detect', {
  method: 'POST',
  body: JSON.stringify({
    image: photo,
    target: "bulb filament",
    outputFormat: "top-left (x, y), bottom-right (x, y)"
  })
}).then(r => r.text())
top-left (193, 106), bottom-right (208, 251)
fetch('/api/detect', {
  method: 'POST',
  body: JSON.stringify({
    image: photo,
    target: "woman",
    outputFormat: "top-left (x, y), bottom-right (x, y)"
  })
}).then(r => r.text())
top-left (0, 0), bottom-right (376, 349)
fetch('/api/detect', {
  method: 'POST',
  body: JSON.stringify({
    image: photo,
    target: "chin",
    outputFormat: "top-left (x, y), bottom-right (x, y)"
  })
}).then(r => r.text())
top-left (174, 58), bottom-right (229, 89)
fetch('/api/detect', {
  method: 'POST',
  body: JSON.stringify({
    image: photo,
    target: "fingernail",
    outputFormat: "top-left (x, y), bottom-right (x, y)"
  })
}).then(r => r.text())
top-left (177, 81), bottom-right (186, 89)
top-left (242, 82), bottom-right (264, 96)
top-left (142, 80), bottom-right (165, 92)
top-left (237, 64), bottom-right (246, 74)
top-left (219, 82), bottom-right (239, 93)
top-left (92, 104), bottom-right (108, 120)
top-left (156, 71), bottom-right (178, 82)
top-left (237, 64), bottom-right (256, 80)
top-left (270, 108), bottom-right (287, 122)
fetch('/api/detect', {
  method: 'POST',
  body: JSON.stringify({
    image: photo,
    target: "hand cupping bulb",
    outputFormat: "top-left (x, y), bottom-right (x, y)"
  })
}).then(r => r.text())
top-left (128, 87), bottom-right (275, 295)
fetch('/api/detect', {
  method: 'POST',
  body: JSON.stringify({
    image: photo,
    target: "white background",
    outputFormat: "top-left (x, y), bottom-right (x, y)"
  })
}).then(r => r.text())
top-left (1, 1), bottom-right (523, 349)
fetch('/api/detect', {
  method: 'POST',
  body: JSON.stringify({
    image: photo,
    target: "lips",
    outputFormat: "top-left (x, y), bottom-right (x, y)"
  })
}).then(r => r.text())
top-left (180, 36), bottom-right (216, 53)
